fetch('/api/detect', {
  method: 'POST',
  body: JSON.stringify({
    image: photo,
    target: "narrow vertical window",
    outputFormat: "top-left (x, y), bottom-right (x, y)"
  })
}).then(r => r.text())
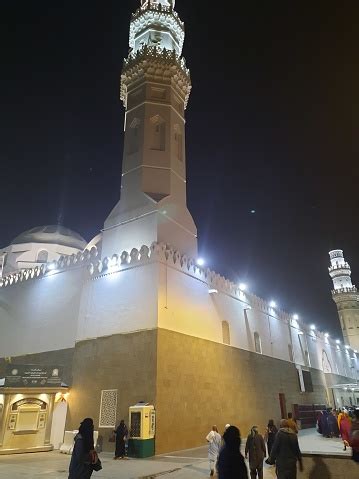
top-left (222, 321), bottom-right (230, 345)
top-left (288, 344), bottom-right (293, 362)
top-left (150, 115), bottom-right (165, 151)
top-left (174, 124), bottom-right (183, 162)
top-left (127, 118), bottom-right (140, 154)
top-left (254, 332), bottom-right (262, 354)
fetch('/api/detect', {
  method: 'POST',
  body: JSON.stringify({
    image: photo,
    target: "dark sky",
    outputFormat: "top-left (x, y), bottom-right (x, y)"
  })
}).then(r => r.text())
top-left (1, 1), bottom-right (358, 338)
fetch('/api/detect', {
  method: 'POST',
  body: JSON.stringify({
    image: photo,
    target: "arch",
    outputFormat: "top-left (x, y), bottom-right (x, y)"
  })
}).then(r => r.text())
top-left (150, 115), bottom-right (166, 151)
top-left (222, 320), bottom-right (230, 345)
top-left (254, 332), bottom-right (262, 354)
top-left (36, 250), bottom-right (48, 263)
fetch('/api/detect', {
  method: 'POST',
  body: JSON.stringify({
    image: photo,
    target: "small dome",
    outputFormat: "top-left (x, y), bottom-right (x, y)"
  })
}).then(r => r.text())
top-left (11, 225), bottom-right (87, 250)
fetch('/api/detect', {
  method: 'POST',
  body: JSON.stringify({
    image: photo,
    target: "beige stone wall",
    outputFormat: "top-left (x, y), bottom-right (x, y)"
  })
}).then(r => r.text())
top-left (66, 330), bottom-right (157, 452)
top-left (155, 329), bottom-right (328, 454)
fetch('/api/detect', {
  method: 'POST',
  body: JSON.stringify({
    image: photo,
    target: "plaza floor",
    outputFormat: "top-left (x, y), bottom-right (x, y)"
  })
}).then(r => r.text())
top-left (0, 429), bottom-right (351, 479)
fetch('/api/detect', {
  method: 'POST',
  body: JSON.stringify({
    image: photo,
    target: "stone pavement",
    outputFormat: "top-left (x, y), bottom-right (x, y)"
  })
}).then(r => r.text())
top-left (0, 446), bottom-right (276, 479)
top-left (0, 428), bottom-right (351, 479)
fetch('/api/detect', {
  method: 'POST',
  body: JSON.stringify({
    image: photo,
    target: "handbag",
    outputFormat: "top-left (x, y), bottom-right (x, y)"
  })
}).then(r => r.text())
top-left (92, 457), bottom-right (102, 472)
top-left (109, 431), bottom-right (115, 443)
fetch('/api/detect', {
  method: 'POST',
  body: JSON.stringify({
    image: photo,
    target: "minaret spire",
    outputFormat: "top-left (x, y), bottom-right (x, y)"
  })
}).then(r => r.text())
top-left (328, 249), bottom-right (359, 351)
top-left (102, 0), bottom-right (197, 258)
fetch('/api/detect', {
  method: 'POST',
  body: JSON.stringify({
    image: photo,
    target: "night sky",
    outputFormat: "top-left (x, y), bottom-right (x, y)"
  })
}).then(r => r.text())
top-left (1, 1), bottom-right (358, 338)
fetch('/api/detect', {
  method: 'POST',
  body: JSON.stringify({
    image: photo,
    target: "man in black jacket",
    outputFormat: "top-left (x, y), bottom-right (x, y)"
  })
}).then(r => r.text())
top-left (266, 419), bottom-right (303, 479)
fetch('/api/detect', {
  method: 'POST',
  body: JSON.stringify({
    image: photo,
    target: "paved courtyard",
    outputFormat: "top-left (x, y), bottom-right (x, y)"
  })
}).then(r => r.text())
top-left (0, 429), bottom-right (351, 479)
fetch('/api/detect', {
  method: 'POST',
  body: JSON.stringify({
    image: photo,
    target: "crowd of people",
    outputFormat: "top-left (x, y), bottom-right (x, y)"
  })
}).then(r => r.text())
top-left (67, 410), bottom-right (359, 479)
top-left (317, 407), bottom-right (358, 451)
top-left (206, 409), bottom-right (359, 479)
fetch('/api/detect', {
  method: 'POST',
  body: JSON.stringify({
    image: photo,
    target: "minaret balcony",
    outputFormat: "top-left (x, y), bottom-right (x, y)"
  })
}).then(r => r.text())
top-left (130, 3), bottom-right (184, 51)
top-left (328, 264), bottom-right (351, 278)
top-left (121, 45), bottom-right (191, 107)
top-left (331, 285), bottom-right (357, 295)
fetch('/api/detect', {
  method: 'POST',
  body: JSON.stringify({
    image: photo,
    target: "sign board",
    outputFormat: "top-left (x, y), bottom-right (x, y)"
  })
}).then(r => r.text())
top-left (4, 365), bottom-right (63, 387)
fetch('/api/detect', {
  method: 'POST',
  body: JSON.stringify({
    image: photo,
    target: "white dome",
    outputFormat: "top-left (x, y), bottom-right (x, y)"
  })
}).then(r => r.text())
top-left (11, 225), bottom-right (87, 250)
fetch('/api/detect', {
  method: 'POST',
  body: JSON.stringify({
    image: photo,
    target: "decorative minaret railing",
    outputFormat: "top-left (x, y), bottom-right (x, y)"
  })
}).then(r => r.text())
top-left (102, 0), bottom-right (197, 258)
top-left (328, 249), bottom-right (359, 351)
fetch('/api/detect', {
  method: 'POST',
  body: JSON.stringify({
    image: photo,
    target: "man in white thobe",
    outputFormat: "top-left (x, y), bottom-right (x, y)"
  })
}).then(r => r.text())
top-left (206, 425), bottom-right (222, 476)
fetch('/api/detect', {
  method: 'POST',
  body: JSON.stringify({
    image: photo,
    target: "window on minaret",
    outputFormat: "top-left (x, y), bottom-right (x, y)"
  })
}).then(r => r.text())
top-left (254, 332), bottom-right (262, 354)
top-left (127, 117), bottom-right (140, 154)
top-left (36, 250), bottom-right (48, 263)
top-left (150, 115), bottom-right (165, 151)
top-left (174, 124), bottom-right (183, 162)
top-left (222, 321), bottom-right (230, 345)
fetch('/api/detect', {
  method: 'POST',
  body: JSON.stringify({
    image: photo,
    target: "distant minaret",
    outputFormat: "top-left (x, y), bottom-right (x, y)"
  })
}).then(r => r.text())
top-left (102, 0), bottom-right (197, 257)
top-left (328, 249), bottom-right (359, 350)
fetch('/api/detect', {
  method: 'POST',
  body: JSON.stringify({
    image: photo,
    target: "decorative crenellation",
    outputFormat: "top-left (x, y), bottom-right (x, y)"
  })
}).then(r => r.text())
top-left (0, 247), bottom-right (99, 289)
top-left (0, 240), bottom-right (328, 341)
top-left (121, 45), bottom-right (191, 108)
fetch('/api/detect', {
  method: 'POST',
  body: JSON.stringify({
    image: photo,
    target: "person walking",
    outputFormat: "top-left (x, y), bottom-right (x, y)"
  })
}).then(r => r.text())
top-left (218, 425), bottom-right (248, 479)
top-left (113, 419), bottom-right (128, 459)
top-left (327, 410), bottom-right (340, 437)
top-left (264, 419), bottom-right (278, 457)
top-left (245, 426), bottom-right (266, 479)
top-left (340, 409), bottom-right (352, 451)
top-left (319, 410), bottom-right (330, 438)
top-left (206, 425), bottom-right (222, 476)
top-left (287, 413), bottom-right (298, 434)
top-left (68, 417), bottom-right (98, 479)
top-left (349, 408), bottom-right (359, 462)
top-left (266, 419), bottom-right (303, 479)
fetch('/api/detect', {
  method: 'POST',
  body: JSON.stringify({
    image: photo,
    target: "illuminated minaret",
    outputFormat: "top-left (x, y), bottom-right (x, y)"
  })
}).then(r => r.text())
top-left (329, 249), bottom-right (359, 351)
top-left (102, 0), bottom-right (197, 257)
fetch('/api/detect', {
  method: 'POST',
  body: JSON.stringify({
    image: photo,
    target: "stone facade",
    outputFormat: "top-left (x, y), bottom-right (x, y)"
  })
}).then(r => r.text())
top-left (65, 331), bottom-right (157, 452)
top-left (155, 328), bottom-right (328, 453)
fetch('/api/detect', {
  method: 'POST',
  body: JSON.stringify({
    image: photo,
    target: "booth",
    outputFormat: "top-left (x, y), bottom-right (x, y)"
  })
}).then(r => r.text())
top-left (0, 364), bottom-right (68, 455)
top-left (128, 402), bottom-right (155, 458)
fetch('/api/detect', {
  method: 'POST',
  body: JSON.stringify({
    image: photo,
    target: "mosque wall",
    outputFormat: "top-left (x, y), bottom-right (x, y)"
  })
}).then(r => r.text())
top-left (76, 261), bottom-right (159, 342)
top-left (157, 261), bottom-right (359, 382)
top-left (65, 330), bottom-right (157, 452)
top-left (155, 328), bottom-right (328, 454)
top-left (0, 267), bottom-right (85, 357)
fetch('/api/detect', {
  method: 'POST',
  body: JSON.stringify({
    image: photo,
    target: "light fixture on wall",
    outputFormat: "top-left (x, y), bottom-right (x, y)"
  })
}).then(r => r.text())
top-left (310, 324), bottom-right (316, 330)
top-left (55, 392), bottom-right (69, 403)
top-left (336, 339), bottom-right (340, 344)
top-left (324, 333), bottom-right (330, 338)
top-left (239, 283), bottom-right (247, 291)
top-left (269, 300), bottom-right (276, 308)
top-left (293, 314), bottom-right (299, 320)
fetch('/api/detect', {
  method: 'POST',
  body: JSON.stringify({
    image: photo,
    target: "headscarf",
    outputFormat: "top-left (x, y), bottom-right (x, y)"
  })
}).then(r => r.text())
top-left (78, 417), bottom-right (94, 453)
top-left (223, 425), bottom-right (241, 450)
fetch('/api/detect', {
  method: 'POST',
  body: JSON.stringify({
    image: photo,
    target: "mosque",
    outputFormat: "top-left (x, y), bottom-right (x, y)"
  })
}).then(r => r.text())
top-left (0, 0), bottom-right (358, 456)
